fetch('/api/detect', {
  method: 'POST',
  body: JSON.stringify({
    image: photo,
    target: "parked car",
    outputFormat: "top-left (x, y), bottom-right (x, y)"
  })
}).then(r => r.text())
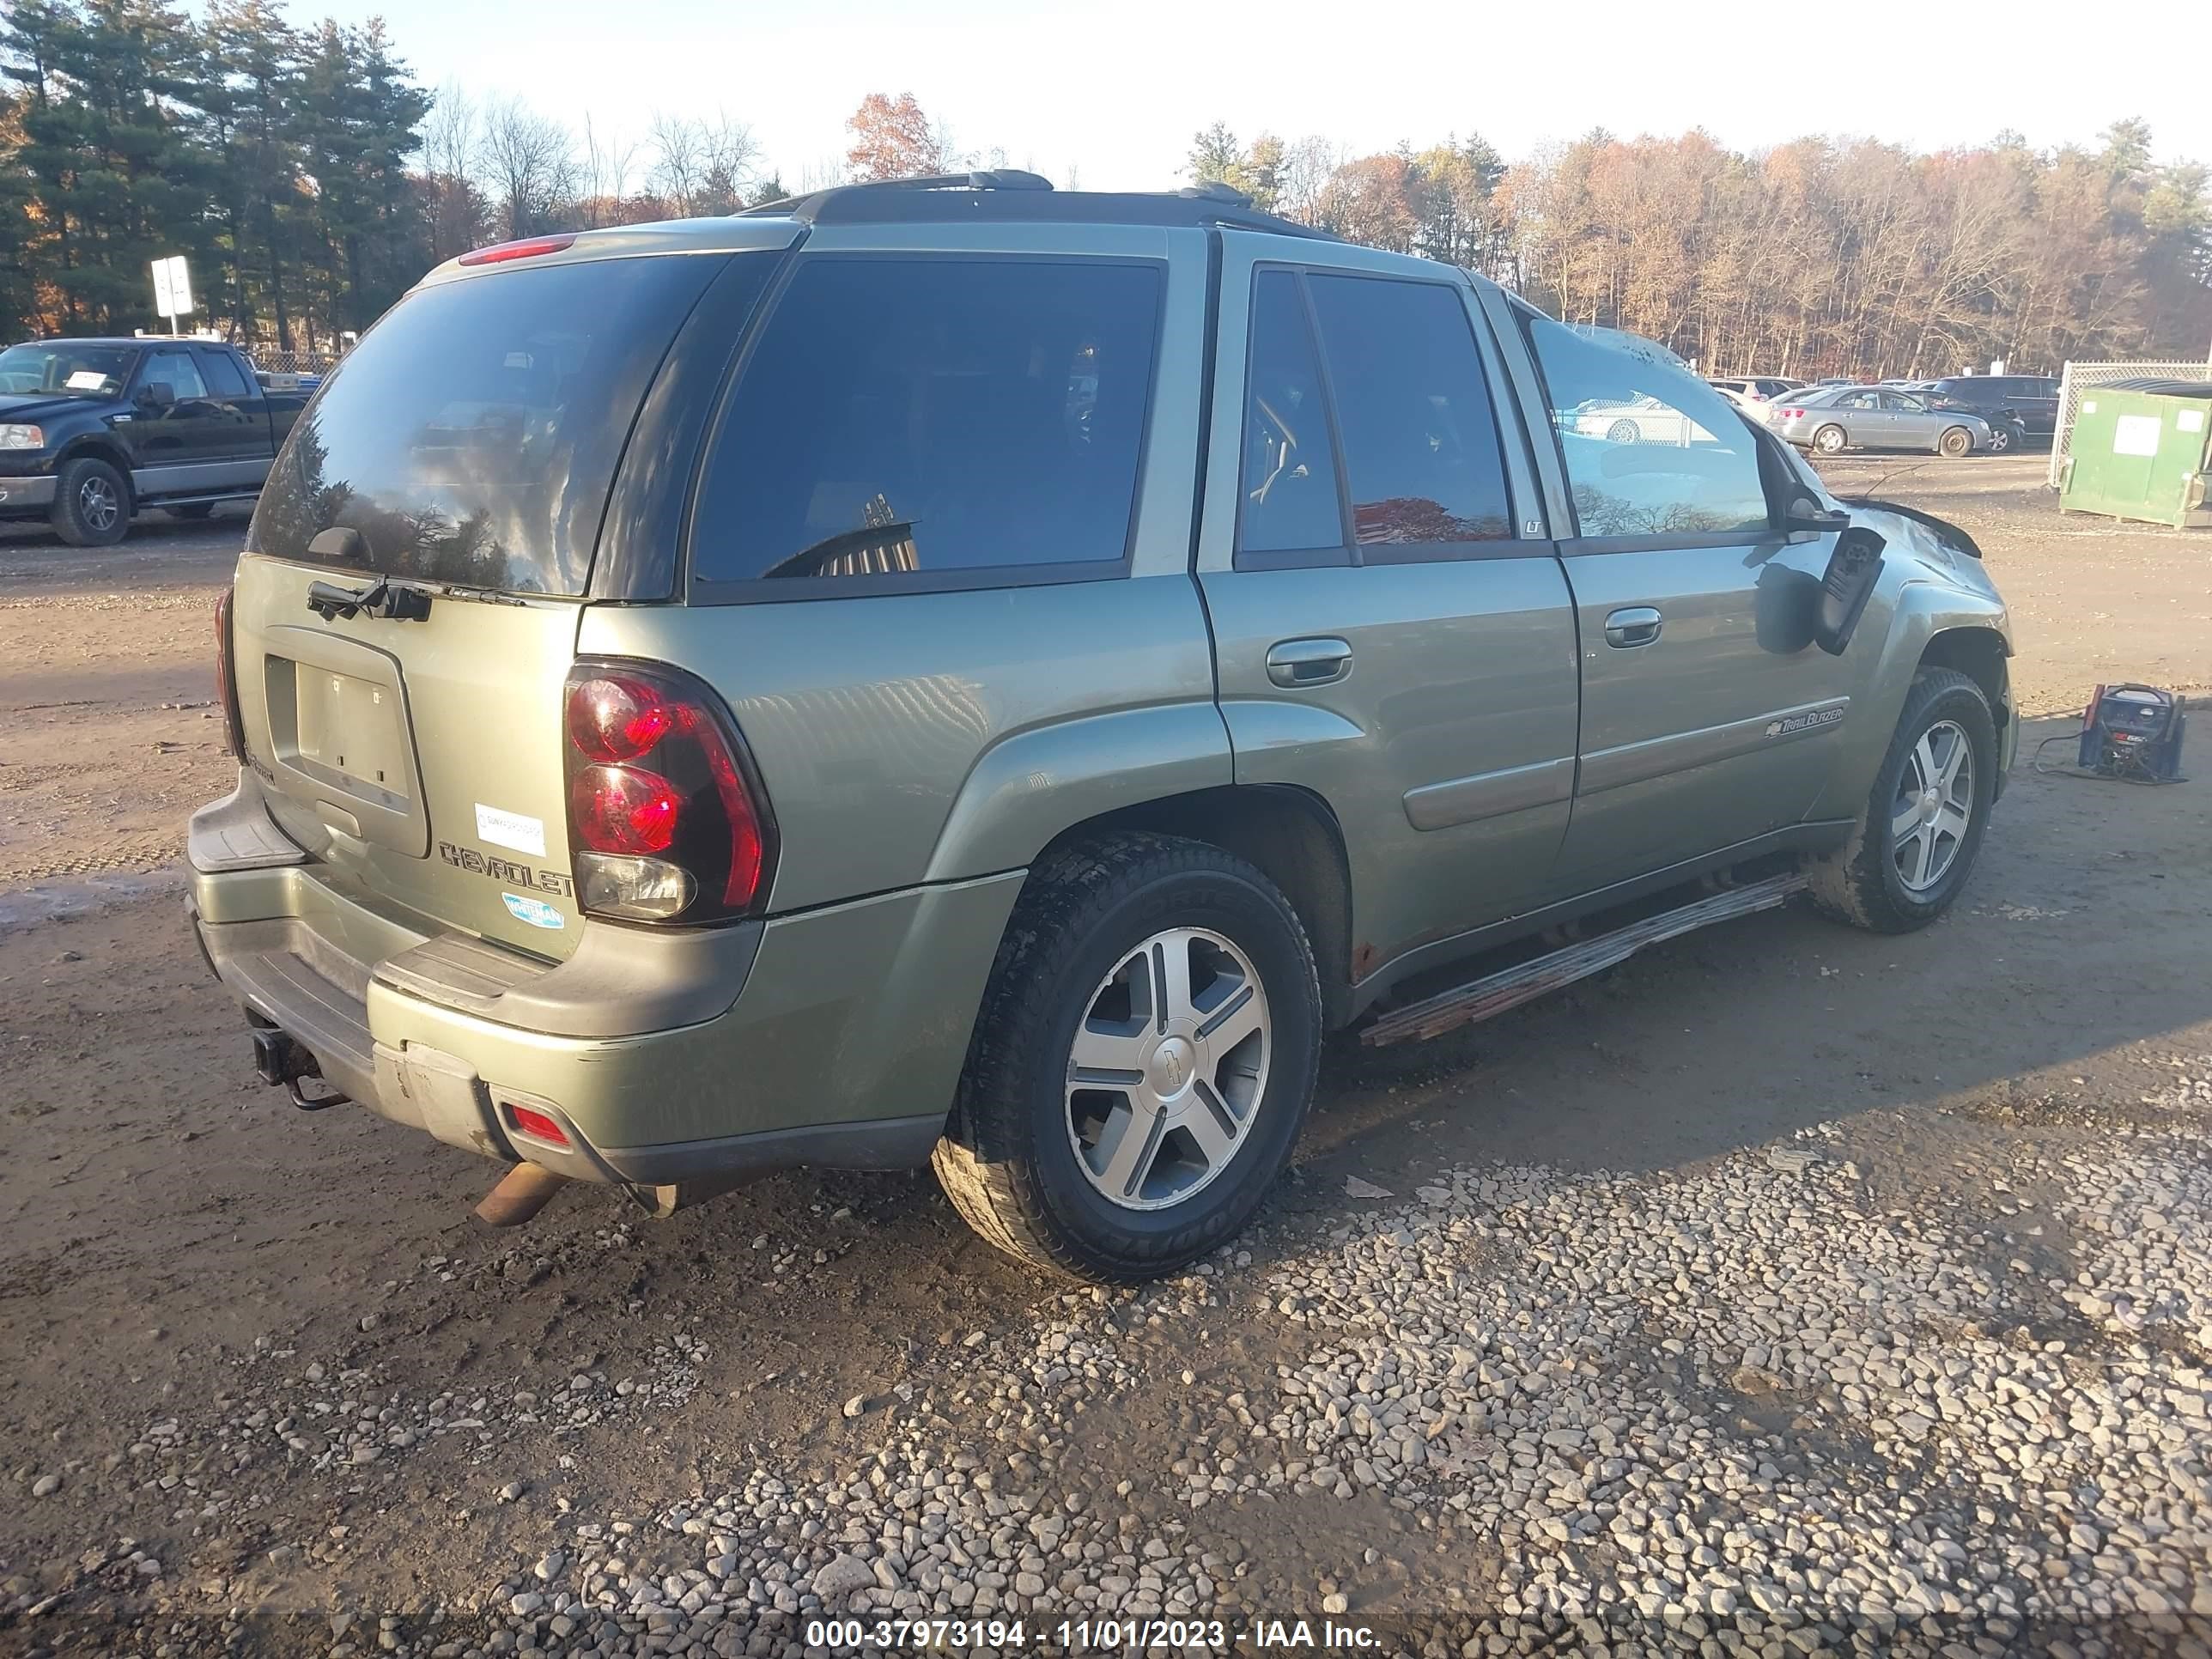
top-left (188, 178), bottom-right (2016, 1283)
top-left (1708, 376), bottom-right (1804, 408)
top-left (1571, 392), bottom-right (1722, 445)
top-left (0, 337), bottom-right (307, 544)
top-left (1767, 385), bottom-right (1995, 457)
top-left (1923, 375), bottom-right (2061, 444)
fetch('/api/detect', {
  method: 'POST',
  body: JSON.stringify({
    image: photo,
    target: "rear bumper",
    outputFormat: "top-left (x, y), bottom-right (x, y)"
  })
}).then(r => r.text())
top-left (188, 774), bottom-right (1022, 1188)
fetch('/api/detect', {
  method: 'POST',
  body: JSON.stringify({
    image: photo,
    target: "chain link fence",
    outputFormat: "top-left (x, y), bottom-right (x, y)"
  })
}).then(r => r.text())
top-left (2050, 358), bottom-right (2212, 487)
top-left (238, 347), bottom-right (340, 378)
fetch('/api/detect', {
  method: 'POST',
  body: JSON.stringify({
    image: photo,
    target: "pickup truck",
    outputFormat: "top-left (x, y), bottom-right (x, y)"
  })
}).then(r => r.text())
top-left (0, 336), bottom-right (307, 545)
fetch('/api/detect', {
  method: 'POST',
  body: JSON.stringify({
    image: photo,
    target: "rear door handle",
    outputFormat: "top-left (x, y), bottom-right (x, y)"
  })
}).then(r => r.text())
top-left (1265, 637), bottom-right (1353, 687)
top-left (1603, 606), bottom-right (1662, 648)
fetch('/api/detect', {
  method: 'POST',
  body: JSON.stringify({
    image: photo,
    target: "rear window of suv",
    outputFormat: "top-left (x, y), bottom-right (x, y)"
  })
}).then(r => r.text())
top-left (251, 253), bottom-right (729, 595)
top-left (689, 256), bottom-right (1163, 589)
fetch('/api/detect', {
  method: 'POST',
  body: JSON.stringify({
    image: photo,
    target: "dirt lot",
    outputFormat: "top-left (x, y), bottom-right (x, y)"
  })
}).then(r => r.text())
top-left (2, 458), bottom-right (2209, 1657)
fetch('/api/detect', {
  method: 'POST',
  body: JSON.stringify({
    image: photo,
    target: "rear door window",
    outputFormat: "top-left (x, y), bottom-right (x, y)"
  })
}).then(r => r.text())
top-left (196, 349), bottom-right (252, 401)
top-left (1305, 273), bottom-right (1511, 548)
top-left (1518, 311), bottom-right (1771, 539)
top-left (251, 252), bottom-right (733, 595)
top-left (1237, 270), bottom-right (1346, 561)
top-left (690, 257), bottom-right (1162, 587)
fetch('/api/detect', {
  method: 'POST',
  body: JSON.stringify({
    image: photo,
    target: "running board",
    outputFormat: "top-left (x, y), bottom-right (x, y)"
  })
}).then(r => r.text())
top-left (1360, 871), bottom-right (1809, 1047)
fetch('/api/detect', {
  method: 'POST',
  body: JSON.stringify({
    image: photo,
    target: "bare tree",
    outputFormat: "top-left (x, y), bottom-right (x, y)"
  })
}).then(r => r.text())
top-left (420, 83), bottom-right (484, 259)
top-left (477, 96), bottom-right (574, 239)
top-left (647, 111), bottom-right (702, 215)
top-left (1276, 136), bottom-right (1337, 224)
top-left (696, 112), bottom-right (758, 215)
top-left (577, 114), bottom-right (641, 226)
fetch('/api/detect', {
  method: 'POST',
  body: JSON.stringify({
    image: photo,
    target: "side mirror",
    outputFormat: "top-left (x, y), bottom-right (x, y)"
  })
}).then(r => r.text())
top-left (139, 380), bottom-right (175, 411)
top-left (1786, 498), bottom-right (1850, 533)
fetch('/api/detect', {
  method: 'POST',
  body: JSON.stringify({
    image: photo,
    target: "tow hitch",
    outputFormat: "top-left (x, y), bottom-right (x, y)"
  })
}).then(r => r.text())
top-left (249, 1027), bottom-right (349, 1111)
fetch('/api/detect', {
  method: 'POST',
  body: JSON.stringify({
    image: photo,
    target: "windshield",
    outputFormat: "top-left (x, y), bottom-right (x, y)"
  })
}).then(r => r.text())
top-left (0, 342), bottom-right (138, 398)
top-left (249, 253), bottom-right (728, 595)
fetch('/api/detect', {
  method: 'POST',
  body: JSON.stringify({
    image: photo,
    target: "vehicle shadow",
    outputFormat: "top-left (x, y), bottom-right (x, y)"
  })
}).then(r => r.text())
top-left (1291, 713), bottom-right (2208, 1199)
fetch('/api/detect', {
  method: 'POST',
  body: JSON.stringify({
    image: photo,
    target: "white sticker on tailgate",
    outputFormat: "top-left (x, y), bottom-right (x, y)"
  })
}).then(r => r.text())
top-left (474, 803), bottom-right (547, 857)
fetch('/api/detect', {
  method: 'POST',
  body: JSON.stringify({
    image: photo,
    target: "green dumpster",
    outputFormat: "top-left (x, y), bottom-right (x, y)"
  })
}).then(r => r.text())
top-left (2060, 379), bottom-right (2212, 529)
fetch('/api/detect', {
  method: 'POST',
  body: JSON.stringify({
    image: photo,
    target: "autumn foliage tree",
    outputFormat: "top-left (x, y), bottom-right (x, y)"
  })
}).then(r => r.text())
top-left (1190, 118), bottom-right (2212, 374)
top-left (845, 91), bottom-right (947, 183)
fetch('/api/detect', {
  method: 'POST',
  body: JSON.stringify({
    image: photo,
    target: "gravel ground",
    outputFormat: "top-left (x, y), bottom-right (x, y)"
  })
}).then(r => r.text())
top-left (4, 460), bottom-right (2211, 1656)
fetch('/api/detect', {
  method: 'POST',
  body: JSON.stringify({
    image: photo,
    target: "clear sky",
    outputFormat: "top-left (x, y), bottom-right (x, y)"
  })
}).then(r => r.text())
top-left (353, 0), bottom-right (2209, 189)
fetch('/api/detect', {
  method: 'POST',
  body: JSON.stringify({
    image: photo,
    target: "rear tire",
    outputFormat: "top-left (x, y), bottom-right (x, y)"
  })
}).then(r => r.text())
top-left (933, 831), bottom-right (1322, 1284)
top-left (1810, 668), bottom-right (1996, 933)
top-left (50, 456), bottom-right (131, 547)
top-left (1605, 419), bottom-right (1640, 444)
top-left (1984, 422), bottom-right (2014, 454)
top-left (1813, 424), bottom-right (1847, 455)
top-left (165, 501), bottom-right (216, 521)
top-left (1937, 426), bottom-right (1972, 458)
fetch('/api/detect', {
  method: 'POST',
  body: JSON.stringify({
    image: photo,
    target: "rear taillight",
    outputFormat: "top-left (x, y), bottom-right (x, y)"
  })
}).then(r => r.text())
top-left (562, 662), bottom-right (775, 925)
top-left (214, 587), bottom-right (246, 758)
top-left (1778, 407), bottom-right (1805, 420)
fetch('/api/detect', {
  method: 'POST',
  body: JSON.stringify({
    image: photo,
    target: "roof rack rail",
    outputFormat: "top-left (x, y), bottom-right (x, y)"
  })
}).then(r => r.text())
top-left (740, 169), bottom-right (1054, 220)
top-left (738, 172), bottom-right (1340, 240)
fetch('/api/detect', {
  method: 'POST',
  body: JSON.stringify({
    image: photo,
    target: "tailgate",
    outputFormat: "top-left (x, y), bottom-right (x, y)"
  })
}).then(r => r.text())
top-left (231, 554), bottom-right (585, 958)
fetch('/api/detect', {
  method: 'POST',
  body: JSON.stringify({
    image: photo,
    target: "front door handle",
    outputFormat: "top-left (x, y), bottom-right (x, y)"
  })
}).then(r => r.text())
top-left (1265, 636), bottom-right (1353, 687)
top-left (1603, 606), bottom-right (1662, 648)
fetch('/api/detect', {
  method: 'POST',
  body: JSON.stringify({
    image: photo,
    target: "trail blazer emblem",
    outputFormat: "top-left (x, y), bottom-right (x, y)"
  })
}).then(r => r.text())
top-left (1766, 708), bottom-right (1844, 739)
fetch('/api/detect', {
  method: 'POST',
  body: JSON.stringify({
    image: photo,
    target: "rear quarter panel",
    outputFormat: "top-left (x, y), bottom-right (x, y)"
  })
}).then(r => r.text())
top-left (582, 218), bottom-right (1227, 914)
top-left (579, 580), bottom-right (1229, 911)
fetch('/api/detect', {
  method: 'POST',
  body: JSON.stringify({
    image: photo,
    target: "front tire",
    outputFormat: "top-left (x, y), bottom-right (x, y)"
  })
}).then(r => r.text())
top-left (933, 832), bottom-right (1322, 1283)
top-left (50, 456), bottom-right (131, 547)
top-left (1813, 424), bottom-right (1848, 455)
top-left (1937, 426), bottom-right (1973, 458)
top-left (1810, 668), bottom-right (1996, 933)
top-left (1605, 419), bottom-right (1640, 444)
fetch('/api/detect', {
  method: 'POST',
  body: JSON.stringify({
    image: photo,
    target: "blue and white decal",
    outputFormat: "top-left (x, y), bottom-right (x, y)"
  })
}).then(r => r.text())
top-left (502, 892), bottom-right (566, 931)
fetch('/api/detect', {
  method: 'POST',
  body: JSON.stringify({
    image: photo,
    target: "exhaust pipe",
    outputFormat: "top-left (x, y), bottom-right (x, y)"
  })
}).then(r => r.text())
top-left (475, 1162), bottom-right (568, 1228)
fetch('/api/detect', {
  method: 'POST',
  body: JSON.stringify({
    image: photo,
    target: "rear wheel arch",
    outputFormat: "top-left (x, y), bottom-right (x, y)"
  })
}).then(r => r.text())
top-left (1034, 785), bottom-right (1356, 1029)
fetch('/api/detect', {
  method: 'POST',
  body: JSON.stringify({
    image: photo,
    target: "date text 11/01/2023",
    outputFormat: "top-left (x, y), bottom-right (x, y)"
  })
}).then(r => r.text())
top-left (804, 1618), bottom-right (1384, 1650)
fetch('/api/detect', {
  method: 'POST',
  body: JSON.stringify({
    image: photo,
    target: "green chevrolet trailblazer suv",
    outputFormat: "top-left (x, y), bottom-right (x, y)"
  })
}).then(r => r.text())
top-left (191, 173), bottom-right (2016, 1282)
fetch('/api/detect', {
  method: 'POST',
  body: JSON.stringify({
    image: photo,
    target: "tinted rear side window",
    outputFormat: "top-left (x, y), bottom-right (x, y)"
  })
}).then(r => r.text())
top-left (1307, 274), bottom-right (1510, 546)
top-left (251, 253), bottom-right (727, 595)
top-left (690, 257), bottom-right (1161, 586)
top-left (1238, 270), bottom-right (1346, 560)
top-left (196, 349), bottom-right (252, 401)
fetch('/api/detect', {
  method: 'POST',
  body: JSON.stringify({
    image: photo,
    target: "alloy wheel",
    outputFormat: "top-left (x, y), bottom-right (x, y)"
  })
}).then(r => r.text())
top-left (79, 475), bottom-right (119, 532)
top-left (1065, 927), bottom-right (1271, 1212)
top-left (1891, 719), bottom-right (1973, 892)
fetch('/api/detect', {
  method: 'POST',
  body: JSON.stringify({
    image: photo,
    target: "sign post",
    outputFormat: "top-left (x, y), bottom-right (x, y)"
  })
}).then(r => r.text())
top-left (149, 255), bottom-right (194, 335)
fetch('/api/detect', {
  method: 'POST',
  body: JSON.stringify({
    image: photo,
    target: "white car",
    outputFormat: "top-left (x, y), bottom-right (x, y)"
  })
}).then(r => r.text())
top-left (1571, 394), bottom-right (1719, 446)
